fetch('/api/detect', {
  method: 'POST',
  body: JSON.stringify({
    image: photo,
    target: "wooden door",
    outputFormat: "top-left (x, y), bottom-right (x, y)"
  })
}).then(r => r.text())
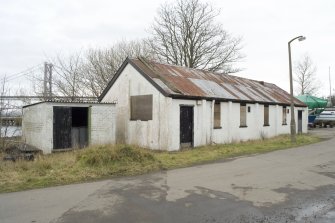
top-left (180, 106), bottom-right (194, 148)
top-left (53, 107), bottom-right (72, 149)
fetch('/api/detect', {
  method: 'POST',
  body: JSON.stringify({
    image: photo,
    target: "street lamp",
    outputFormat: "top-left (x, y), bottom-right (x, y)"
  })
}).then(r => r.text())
top-left (288, 35), bottom-right (306, 143)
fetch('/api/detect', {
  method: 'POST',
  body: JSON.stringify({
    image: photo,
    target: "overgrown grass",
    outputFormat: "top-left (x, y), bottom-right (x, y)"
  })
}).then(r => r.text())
top-left (155, 134), bottom-right (320, 169)
top-left (0, 134), bottom-right (320, 193)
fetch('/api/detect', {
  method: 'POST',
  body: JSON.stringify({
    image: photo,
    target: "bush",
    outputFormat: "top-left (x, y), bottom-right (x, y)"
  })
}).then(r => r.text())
top-left (118, 146), bottom-right (154, 162)
top-left (77, 145), bottom-right (155, 166)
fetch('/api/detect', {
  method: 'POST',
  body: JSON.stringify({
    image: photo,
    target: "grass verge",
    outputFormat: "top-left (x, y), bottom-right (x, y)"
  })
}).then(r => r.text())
top-left (0, 134), bottom-right (320, 193)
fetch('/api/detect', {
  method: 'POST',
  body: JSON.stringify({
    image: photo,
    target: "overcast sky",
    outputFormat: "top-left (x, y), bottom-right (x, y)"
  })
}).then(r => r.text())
top-left (0, 0), bottom-right (334, 96)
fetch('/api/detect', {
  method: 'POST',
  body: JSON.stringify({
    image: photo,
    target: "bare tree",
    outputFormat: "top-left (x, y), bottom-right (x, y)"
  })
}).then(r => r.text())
top-left (330, 95), bottom-right (335, 107)
top-left (0, 76), bottom-right (8, 149)
top-left (148, 0), bottom-right (244, 73)
top-left (29, 67), bottom-right (47, 98)
top-left (294, 54), bottom-right (320, 95)
top-left (81, 40), bottom-right (151, 97)
top-left (0, 76), bottom-right (22, 151)
top-left (43, 40), bottom-right (152, 98)
top-left (52, 52), bottom-right (87, 99)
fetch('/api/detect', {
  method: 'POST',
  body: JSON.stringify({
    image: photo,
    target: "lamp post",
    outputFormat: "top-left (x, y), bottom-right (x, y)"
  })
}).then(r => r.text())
top-left (288, 35), bottom-right (306, 143)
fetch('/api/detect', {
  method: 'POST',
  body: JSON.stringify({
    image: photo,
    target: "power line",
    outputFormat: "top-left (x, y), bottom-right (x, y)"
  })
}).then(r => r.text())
top-left (6, 66), bottom-right (43, 82)
top-left (6, 67), bottom-right (42, 82)
top-left (0, 95), bottom-right (97, 101)
top-left (4, 64), bottom-right (44, 82)
top-left (7, 63), bottom-right (43, 78)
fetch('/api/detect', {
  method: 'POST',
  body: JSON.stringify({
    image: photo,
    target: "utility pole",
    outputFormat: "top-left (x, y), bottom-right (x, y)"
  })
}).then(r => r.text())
top-left (43, 62), bottom-right (53, 100)
top-left (43, 62), bottom-right (47, 99)
top-left (49, 63), bottom-right (53, 98)
top-left (288, 35), bottom-right (306, 143)
top-left (330, 67), bottom-right (333, 107)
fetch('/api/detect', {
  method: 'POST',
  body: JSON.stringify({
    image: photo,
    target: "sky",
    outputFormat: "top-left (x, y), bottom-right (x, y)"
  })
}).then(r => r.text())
top-left (0, 0), bottom-right (334, 97)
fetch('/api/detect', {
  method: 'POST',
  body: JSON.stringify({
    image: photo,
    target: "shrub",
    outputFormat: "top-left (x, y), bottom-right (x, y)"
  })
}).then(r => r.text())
top-left (77, 145), bottom-right (155, 166)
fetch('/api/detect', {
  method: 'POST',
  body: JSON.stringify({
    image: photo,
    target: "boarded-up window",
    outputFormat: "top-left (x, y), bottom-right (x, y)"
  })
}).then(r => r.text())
top-left (214, 102), bottom-right (221, 128)
top-left (264, 105), bottom-right (269, 126)
top-left (240, 103), bottom-right (247, 127)
top-left (282, 106), bottom-right (287, 125)
top-left (130, 95), bottom-right (153, 121)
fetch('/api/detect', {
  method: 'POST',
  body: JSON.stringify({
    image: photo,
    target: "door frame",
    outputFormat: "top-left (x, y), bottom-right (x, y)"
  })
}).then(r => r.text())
top-left (179, 105), bottom-right (194, 149)
top-left (297, 110), bottom-right (303, 134)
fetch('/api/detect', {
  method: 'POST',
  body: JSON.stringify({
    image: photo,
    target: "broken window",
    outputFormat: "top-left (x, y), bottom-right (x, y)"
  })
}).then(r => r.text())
top-left (282, 106), bottom-right (287, 125)
top-left (264, 105), bottom-right (269, 126)
top-left (130, 95), bottom-right (153, 121)
top-left (240, 103), bottom-right (247, 127)
top-left (214, 102), bottom-right (221, 128)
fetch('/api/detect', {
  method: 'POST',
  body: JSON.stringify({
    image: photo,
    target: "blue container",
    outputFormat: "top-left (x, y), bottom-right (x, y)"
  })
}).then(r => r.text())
top-left (308, 115), bottom-right (317, 124)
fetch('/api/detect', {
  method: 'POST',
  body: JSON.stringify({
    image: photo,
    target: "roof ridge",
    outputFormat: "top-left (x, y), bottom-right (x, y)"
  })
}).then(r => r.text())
top-left (136, 57), bottom-right (182, 94)
top-left (100, 57), bottom-right (306, 107)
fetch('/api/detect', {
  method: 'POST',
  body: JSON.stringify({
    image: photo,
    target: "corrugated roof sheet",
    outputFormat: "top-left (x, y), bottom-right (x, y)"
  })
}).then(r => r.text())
top-left (23, 100), bottom-right (115, 108)
top-left (128, 58), bottom-right (305, 106)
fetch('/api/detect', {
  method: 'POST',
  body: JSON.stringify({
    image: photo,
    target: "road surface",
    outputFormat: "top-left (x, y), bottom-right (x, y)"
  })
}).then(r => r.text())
top-left (1, 129), bottom-right (335, 223)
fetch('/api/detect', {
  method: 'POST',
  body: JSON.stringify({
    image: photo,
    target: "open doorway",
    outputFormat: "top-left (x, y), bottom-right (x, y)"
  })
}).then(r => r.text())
top-left (72, 107), bottom-right (88, 148)
top-left (53, 107), bottom-right (88, 150)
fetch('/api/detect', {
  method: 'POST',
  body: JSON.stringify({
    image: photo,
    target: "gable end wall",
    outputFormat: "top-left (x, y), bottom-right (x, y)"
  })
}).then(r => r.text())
top-left (101, 64), bottom-right (173, 150)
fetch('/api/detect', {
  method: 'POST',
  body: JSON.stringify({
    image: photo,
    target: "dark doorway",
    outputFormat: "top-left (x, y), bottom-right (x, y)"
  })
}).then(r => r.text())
top-left (180, 106), bottom-right (194, 148)
top-left (53, 107), bottom-right (72, 149)
top-left (298, 110), bottom-right (303, 134)
top-left (53, 107), bottom-right (88, 150)
top-left (71, 107), bottom-right (88, 148)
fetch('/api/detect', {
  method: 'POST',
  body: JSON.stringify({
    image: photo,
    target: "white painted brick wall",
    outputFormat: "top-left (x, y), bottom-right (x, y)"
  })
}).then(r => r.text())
top-left (90, 105), bottom-right (116, 145)
top-left (22, 103), bottom-right (53, 154)
top-left (23, 103), bottom-right (116, 154)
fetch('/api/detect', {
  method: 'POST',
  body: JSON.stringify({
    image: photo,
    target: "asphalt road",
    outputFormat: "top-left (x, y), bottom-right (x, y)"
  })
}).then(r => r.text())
top-left (1, 129), bottom-right (335, 223)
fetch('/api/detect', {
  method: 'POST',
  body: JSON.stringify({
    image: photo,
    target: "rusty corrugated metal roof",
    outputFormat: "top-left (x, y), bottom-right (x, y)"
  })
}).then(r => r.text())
top-left (129, 58), bottom-right (306, 106)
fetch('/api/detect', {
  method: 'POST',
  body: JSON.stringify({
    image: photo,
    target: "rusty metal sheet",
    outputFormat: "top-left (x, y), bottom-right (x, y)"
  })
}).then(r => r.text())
top-left (152, 78), bottom-right (176, 94)
top-left (223, 84), bottom-right (251, 101)
top-left (130, 58), bottom-right (306, 106)
top-left (190, 78), bottom-right (237, 99)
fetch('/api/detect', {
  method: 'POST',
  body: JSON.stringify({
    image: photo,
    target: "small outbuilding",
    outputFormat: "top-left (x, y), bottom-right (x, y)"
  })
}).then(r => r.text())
top-left (99, 57), bottom-right (308, 151)
top-left (22, 101), bottom-right (116, 154)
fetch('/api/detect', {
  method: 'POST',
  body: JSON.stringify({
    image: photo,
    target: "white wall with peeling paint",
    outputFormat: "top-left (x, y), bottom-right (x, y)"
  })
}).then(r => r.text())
top-left (101, 64), bottom-right (171, 150)
top-left (89, 105), bottom-right (116, 146)
top-left (101, 63), bottom-right (308, 151)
